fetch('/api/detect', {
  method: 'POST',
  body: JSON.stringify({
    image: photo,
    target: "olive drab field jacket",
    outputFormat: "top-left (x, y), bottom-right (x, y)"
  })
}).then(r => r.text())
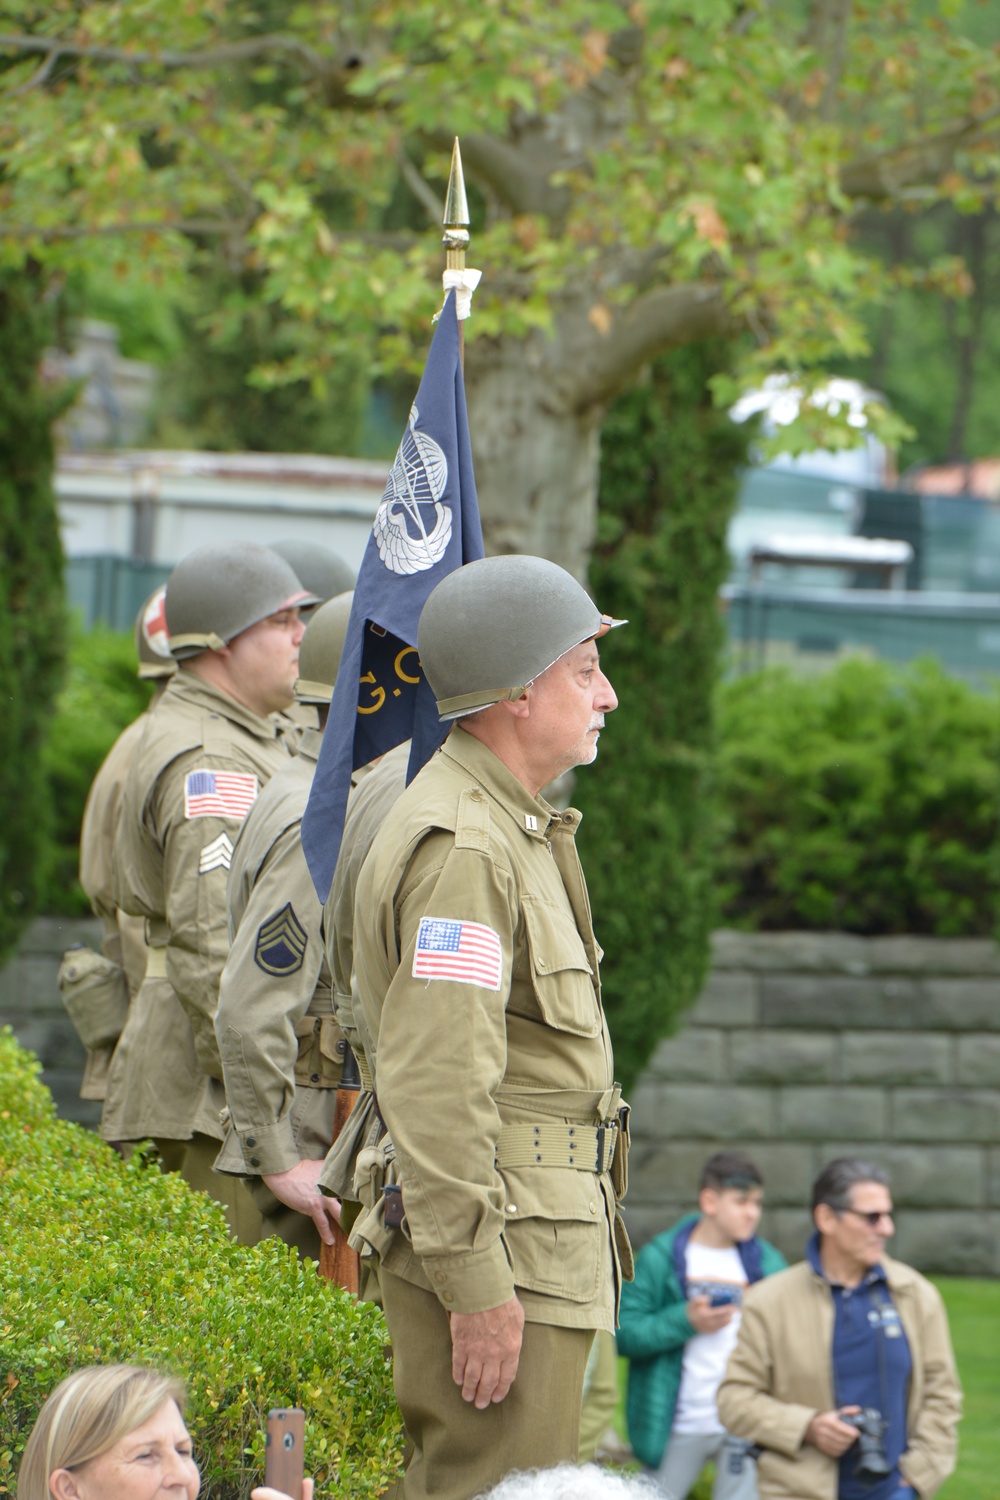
top-left (101, 672), bottom-right (290, 1144)
top-left (214, 728), bottom-right (346, 1180)
top-left (350, 724), bottom-right (632, 1332)
top-left (73, 712), bottom-right (155, 1099)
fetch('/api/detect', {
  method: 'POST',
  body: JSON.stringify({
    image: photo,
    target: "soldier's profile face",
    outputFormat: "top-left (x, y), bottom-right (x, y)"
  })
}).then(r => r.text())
top-left (526, 638), bottom-right (618, 779)
top-left (224, 607), bottom-right (305, 716)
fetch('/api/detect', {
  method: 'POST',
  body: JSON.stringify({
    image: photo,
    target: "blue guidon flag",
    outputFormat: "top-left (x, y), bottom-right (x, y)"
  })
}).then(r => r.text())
top-left (302, 290), bottom-right (485, 902)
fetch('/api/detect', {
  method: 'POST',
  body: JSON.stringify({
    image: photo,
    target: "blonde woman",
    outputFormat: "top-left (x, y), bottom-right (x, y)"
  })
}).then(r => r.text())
top-left (17, 1364), bottom-right (312, 1500)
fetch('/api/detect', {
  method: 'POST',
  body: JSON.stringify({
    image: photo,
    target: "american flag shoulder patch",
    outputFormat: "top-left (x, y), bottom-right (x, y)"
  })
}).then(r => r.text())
top-left (184, 768), bottom-right (258, 820)
top-left (412, 916), bottom-right (503, 991)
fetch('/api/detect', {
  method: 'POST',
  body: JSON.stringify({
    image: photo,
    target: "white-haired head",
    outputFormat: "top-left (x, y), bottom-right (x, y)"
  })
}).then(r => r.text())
top-left (476, 1464), bottom-right (664, 1500)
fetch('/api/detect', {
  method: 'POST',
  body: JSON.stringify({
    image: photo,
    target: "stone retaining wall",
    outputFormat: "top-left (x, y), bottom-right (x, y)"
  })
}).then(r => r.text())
top-left (3, 920), bottom-right (999, 1274)
top-left (624, 931), bottom-right (1000, 1277)
top-left (0, 915), bottom-right (104, 1128)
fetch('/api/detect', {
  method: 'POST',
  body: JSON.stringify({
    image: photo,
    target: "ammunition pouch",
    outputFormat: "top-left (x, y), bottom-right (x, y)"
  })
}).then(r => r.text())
top-left (58, 945), bottom-right (129, 1051)
top-left (346, 1117), bottom-right (402, 1261)
top-left (293, 1015), bottom-right (344, 1089)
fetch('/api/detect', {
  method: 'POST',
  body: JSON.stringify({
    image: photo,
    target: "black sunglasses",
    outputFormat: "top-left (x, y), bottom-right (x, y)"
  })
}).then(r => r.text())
top-left (839, 1207), bottom-right (894, 1227)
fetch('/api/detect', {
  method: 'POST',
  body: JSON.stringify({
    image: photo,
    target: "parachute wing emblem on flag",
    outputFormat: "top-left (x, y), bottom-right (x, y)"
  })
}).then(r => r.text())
top-left (373, 402), bottom-right (453, 575)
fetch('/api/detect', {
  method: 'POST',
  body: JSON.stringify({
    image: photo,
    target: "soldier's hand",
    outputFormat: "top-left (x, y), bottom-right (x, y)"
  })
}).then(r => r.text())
top-left (262, 1160), bottom-right (342, 1244)
top-left (805, 1408), bottom-right (861, 1457)
top-left (687, 1295), bottom-right (736, 1334)
top-left (449, 1295), bottom-right (525, 1409)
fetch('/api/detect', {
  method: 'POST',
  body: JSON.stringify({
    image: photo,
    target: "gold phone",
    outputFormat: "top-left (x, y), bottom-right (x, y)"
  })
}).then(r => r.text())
top-left (264, 1407), bottom-right (304, 1500)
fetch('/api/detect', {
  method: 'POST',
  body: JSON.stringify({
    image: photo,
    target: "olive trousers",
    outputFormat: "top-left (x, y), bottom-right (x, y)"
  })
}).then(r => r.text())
top-left (154, 1134), bottom-right (263, 1244)
top-left (381, 1267), bottom-right (594, 1500)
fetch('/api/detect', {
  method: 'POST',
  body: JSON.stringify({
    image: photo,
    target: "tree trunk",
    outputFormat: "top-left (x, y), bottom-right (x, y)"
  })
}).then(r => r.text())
top-left (466, 329), bottom-right (603, 582)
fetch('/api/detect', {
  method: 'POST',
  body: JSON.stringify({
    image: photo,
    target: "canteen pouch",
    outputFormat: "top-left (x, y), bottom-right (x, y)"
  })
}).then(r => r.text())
top-left (348, 1129), bottom-right (402, 1260)
top-left (293, 1014), bottom-right (344, 1088)
top-left (610, 1100), bottom-right (630, 1201)
top-left (57, 945), bottom-right (129, 1051)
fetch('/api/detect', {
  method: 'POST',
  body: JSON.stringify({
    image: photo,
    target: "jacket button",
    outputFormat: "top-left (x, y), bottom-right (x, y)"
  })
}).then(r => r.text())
top-left (442, 1291), bottom-right (454, 1304)
top-left (589, 1201), bottom-right (597, 1214)
top-left (434, 1271), bottom-right (447, 1284)
top-left (506, 1204), bottom-right (517, 1214)
top-left (245, 1137), bottom-right (256, 1147)
top-left (249, 1157), bottom-right (260, 1168)
top-left (310, 1073), bottom-right (321, 1083)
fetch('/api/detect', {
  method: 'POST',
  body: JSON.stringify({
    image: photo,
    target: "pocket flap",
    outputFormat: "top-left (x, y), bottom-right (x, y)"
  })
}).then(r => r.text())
top-left (521, 898), bottom-right (600, 1038)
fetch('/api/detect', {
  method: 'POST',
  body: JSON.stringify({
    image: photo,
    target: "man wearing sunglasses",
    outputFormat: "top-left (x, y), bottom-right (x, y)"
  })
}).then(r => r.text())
top-left (718, 1157), bottom-right (961, 1500)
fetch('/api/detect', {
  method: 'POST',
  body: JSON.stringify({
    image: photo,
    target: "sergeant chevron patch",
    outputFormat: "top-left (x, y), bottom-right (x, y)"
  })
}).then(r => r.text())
top-left (199, 832), bottom-right (234, 874)
top-left (254, 903), bottom-right (308, 976)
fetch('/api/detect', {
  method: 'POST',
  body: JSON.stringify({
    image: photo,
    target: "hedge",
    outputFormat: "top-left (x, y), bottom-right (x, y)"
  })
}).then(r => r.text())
top-left (0, 1029), bottom-right (403, 1499)
top-left (716, 655), bottom-right (1000, 935)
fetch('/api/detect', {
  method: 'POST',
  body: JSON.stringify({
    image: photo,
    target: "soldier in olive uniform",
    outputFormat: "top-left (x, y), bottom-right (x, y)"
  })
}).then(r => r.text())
top-left (348, 555), bottom-right (633, 1500)
top-left (103, 543), bottom-right (315, 1238)
top-left (64, 586), bottom-right (176, 1106)
top-left (213, 593), bottom-right (356, 1259)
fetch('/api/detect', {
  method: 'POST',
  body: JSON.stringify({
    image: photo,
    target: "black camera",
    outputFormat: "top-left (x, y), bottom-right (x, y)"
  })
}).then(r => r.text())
top-left (841, 1408), bottom-right (892, 1484)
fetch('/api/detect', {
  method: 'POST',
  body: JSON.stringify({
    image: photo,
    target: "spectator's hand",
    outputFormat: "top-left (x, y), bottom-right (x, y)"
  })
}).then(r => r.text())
top-left (262, 1161), bottom-right (342, 1245)
top-left (687, 1295), bottom-right (736, 1334)
top-left (805, 1407), bottom-right (862, 1457)
top-left (251, 1481), bottom-right (313, 1500)
top-left (449, 1295), bottom-right (525, 1409)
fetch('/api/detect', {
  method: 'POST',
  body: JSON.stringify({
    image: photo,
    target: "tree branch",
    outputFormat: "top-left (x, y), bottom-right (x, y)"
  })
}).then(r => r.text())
top-left (396, 149), bottom-right (442, 226)
top-left (564, 281), bottom-right (728, 409)
top-left (0, 30), bottom-right (337, 84)
top-left (840, 109), bottom-right (1000, 200)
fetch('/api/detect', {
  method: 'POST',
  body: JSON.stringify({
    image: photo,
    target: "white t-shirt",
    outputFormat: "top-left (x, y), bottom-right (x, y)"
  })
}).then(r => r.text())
top-left (671, 1240), bottom-right (748, 1436)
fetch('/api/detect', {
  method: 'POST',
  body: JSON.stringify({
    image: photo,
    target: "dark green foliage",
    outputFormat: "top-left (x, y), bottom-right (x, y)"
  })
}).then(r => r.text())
top-left (37, 622), bottom-right (153, 915)
top-left (716, 657), bottom-right (1000, 935)
top-left (0, 272), bottom-right (70, 964)
top-left (0, 1029), bottom-right (403, 1499)
top-left (150, 269), bottom-right (369, 456)
top-left (577, 344), bottom-right (753, 1091)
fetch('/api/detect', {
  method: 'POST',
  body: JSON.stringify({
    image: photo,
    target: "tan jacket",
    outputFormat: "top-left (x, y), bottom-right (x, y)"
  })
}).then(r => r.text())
top-left (101, 672), bottom-right (289, 1143)
top-left (215, 728), bottom-right (343, 1178)
top-left (717, 1255), bottom-right (961, 1500)
top-left (350, 724), bottom-right (629, 1332)
top-left (76, 713), bottom-right (152, 1099)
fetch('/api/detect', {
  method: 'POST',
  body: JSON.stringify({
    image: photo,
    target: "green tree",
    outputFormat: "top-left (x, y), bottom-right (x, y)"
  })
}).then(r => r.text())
top-left (0, 270), bottom-right (69, 962)
top-left (576, 342), bottom-right (752, 1088)
top-left (1, 3), bottom-right (997, 571)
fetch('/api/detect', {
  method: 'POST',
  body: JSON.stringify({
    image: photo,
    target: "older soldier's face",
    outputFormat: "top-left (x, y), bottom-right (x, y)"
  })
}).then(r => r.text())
top-left (526, 639), bottom-right (618, 779)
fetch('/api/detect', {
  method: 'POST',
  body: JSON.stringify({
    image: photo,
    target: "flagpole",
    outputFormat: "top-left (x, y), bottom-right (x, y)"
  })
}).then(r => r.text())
top-left (442, 136), bottom-right (470, 368)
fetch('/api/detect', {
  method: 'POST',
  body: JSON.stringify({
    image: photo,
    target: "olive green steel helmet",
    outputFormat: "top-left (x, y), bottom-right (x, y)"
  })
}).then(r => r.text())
top-left (134, 584), bottom-right (176, 680)
top-left (271, 539), bottom-right (356, 610)
top-left (418, 555), bottom-right (625, 720)
top-left (165, 542), bottom-right (318, 660)
top-left (294, 591), bottom-right (354, 703)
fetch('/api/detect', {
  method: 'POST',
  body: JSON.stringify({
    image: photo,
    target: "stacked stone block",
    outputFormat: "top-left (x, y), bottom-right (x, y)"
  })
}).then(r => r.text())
top-left (625, 931), bottom-right (1000, 1276)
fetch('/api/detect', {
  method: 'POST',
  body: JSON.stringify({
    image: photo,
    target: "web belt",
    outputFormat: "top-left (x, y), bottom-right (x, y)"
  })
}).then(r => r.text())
top-left (495, 1119), bottom-right (617, 1174)
top-left (145, 946), bottom-right (168, 979)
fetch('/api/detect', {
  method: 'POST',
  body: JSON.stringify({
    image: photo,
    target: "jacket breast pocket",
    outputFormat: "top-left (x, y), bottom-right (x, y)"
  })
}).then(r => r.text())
top-left (502, 1165), bottom-right (603, 1303)
top-left (521, 897), bottom-right (601, 1038)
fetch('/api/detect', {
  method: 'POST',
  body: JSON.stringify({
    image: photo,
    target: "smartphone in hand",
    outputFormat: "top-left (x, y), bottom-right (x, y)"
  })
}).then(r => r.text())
top-left (265, 1407), bottom-right (304, 1500)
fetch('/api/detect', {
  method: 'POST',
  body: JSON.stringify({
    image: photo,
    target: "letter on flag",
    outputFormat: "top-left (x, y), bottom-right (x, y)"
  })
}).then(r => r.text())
top-left (302, 290), bottom-right (485, 902)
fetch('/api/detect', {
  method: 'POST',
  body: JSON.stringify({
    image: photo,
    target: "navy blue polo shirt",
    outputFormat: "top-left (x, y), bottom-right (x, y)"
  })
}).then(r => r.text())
top-left (807, 1233), bottom-right (912, 1500)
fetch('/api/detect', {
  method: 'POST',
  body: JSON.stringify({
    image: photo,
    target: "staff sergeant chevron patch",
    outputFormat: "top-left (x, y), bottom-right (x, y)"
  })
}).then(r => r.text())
top-left (199, 832), bottom-right (234, 874)
top-left (254, 903), bottom-right (308, 976)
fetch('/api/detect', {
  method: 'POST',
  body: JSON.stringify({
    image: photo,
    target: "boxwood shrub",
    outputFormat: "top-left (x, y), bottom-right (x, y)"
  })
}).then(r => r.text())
top-left (716, 656), bottom-right (1000, 935)
top-left (0, 1029), bottom-right (403, 1499)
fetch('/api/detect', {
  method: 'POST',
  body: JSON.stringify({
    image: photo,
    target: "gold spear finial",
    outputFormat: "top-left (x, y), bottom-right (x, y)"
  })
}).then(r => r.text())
top-left (443, 137), bottom-right (470, 272)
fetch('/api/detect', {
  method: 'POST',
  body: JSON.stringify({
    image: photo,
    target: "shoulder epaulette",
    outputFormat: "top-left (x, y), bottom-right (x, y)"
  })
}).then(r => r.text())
top-left (454, 786), bottom-right (491, 853)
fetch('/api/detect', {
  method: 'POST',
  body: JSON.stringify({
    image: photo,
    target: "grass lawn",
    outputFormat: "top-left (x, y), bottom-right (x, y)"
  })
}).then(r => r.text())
top-left (614, 1276), bottom-right (1000, 1500)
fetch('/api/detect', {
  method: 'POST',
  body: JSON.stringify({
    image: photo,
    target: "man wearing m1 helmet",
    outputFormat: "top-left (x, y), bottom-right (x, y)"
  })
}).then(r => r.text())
top-left (102, 544), bottom-right (316, 1237)
top-left (345, 554), bottom-right (631, 1500)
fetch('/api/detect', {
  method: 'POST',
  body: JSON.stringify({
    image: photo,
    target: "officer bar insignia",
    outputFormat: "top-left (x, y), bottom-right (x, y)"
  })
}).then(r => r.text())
top-left (412, 916), bottom-right (503, 990)
top-left (184, 769), bottom-right (258, 819)
top-left (254, 902), bottom-right (309, 976)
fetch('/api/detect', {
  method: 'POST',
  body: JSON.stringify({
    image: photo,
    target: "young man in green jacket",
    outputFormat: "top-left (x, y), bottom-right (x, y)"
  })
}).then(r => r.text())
top-left (618, 1151), bottom-right (786, 1500)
